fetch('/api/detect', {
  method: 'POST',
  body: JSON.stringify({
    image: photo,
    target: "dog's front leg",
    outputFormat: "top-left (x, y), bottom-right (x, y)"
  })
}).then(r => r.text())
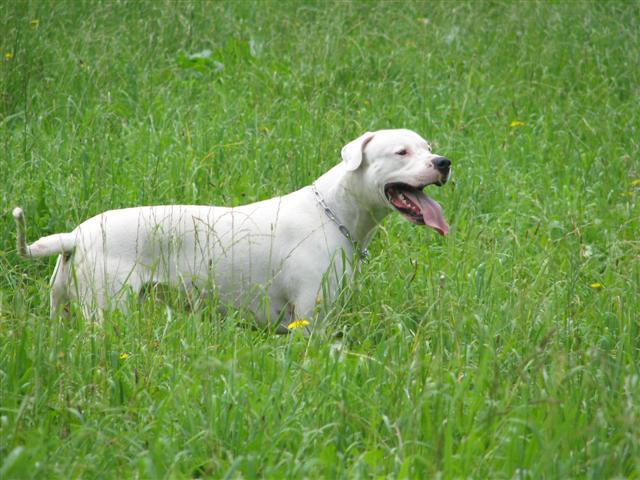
top-left (277, 305), bottom-right (310, 336)
top-left (278, 292), bottom-right (326, 337)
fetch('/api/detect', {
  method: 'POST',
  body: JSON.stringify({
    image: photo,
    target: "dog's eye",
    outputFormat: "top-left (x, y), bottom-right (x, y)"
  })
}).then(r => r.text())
top-left (396, 149), bottom-right (408, 156)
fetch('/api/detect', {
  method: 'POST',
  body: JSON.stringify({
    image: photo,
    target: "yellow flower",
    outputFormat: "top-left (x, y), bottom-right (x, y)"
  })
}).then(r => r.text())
top-left (119, 352), bottom-right (130, 360)
top-left (631, 179), bottom-right (640, 187)
top-left (287, 319), bottom-right (310, 330)
top-left (589, 282), bottom-right (603, 290)
top-left (30, 19), bottom-right (39, 29)
top-left (4, 52), bottom-right (13, 61)
top-left (510, 120), bottom-right (526, 128)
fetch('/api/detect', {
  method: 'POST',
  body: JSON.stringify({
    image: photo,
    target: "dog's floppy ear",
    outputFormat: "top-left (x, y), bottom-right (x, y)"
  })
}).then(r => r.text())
top-left (341, 132), bottom-right (375, 171)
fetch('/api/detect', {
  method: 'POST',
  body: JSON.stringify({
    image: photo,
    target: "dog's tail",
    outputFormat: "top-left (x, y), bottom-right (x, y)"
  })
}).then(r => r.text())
top-left (13, 207), bottom-right (75, 258)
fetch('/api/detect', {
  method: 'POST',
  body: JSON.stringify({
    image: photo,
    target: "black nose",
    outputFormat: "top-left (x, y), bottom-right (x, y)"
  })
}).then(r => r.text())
top-left (433, 156), bottom-right (451, 173)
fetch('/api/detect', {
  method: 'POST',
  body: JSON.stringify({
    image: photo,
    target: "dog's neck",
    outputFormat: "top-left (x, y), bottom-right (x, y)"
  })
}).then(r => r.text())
top-left (313, 164), bottom-right (389, 248)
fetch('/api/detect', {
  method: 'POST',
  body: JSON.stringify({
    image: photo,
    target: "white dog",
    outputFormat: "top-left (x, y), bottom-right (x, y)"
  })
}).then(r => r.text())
top-left (13, 129), bottom-right (450, 332)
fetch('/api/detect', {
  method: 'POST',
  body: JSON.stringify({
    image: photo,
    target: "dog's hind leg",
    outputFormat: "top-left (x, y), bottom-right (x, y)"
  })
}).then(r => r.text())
top-left (50, 254), bottom-right (71, 318)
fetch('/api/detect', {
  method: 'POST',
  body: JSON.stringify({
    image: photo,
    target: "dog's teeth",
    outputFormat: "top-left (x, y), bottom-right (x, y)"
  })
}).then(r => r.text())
top-left (396, 192), bottom-right (420, 214)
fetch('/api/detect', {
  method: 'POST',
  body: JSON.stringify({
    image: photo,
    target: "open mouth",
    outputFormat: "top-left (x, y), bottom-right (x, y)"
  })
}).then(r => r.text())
top-left (384, 182), bottom-right (449, 236)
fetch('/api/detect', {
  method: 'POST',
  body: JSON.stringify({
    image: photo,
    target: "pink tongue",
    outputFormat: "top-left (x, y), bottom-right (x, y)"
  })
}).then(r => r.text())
top-left (404, 190), bottom-right (449, 236)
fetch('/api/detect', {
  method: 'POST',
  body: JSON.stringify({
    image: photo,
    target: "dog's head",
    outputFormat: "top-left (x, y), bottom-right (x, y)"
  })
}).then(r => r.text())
top-left (341, 129), bottom-right (451, 235)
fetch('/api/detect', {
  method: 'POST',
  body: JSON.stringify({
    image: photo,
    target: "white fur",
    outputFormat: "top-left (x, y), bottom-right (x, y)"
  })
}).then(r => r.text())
top-left (14, 129), bottom-right (448, 332)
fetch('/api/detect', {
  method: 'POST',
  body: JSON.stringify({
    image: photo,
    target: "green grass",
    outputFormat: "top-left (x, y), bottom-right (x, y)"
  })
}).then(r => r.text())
top-left (1, 0), bottom-right (639, 477)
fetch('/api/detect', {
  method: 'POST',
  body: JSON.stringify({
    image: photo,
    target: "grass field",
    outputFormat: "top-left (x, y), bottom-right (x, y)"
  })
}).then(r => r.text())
top-left (1, 0), bottom-right (639, 477)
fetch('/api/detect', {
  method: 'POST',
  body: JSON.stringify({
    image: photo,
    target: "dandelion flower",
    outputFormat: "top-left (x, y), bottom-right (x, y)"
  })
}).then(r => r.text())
top-left (119, 352), bottom-right (130, 360)
top-left (510, 120), bottom-right (526, 128)
top-left (287, 319), bottom-right (310, 330)
top-left (589, 282), bottom-right (603, 290)
top-left (4, 52), bottom-right (13, 61)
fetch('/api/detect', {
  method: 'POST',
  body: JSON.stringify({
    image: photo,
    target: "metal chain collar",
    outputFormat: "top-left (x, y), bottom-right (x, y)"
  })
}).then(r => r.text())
top-left (311, 183), bottom-right (369, 261)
